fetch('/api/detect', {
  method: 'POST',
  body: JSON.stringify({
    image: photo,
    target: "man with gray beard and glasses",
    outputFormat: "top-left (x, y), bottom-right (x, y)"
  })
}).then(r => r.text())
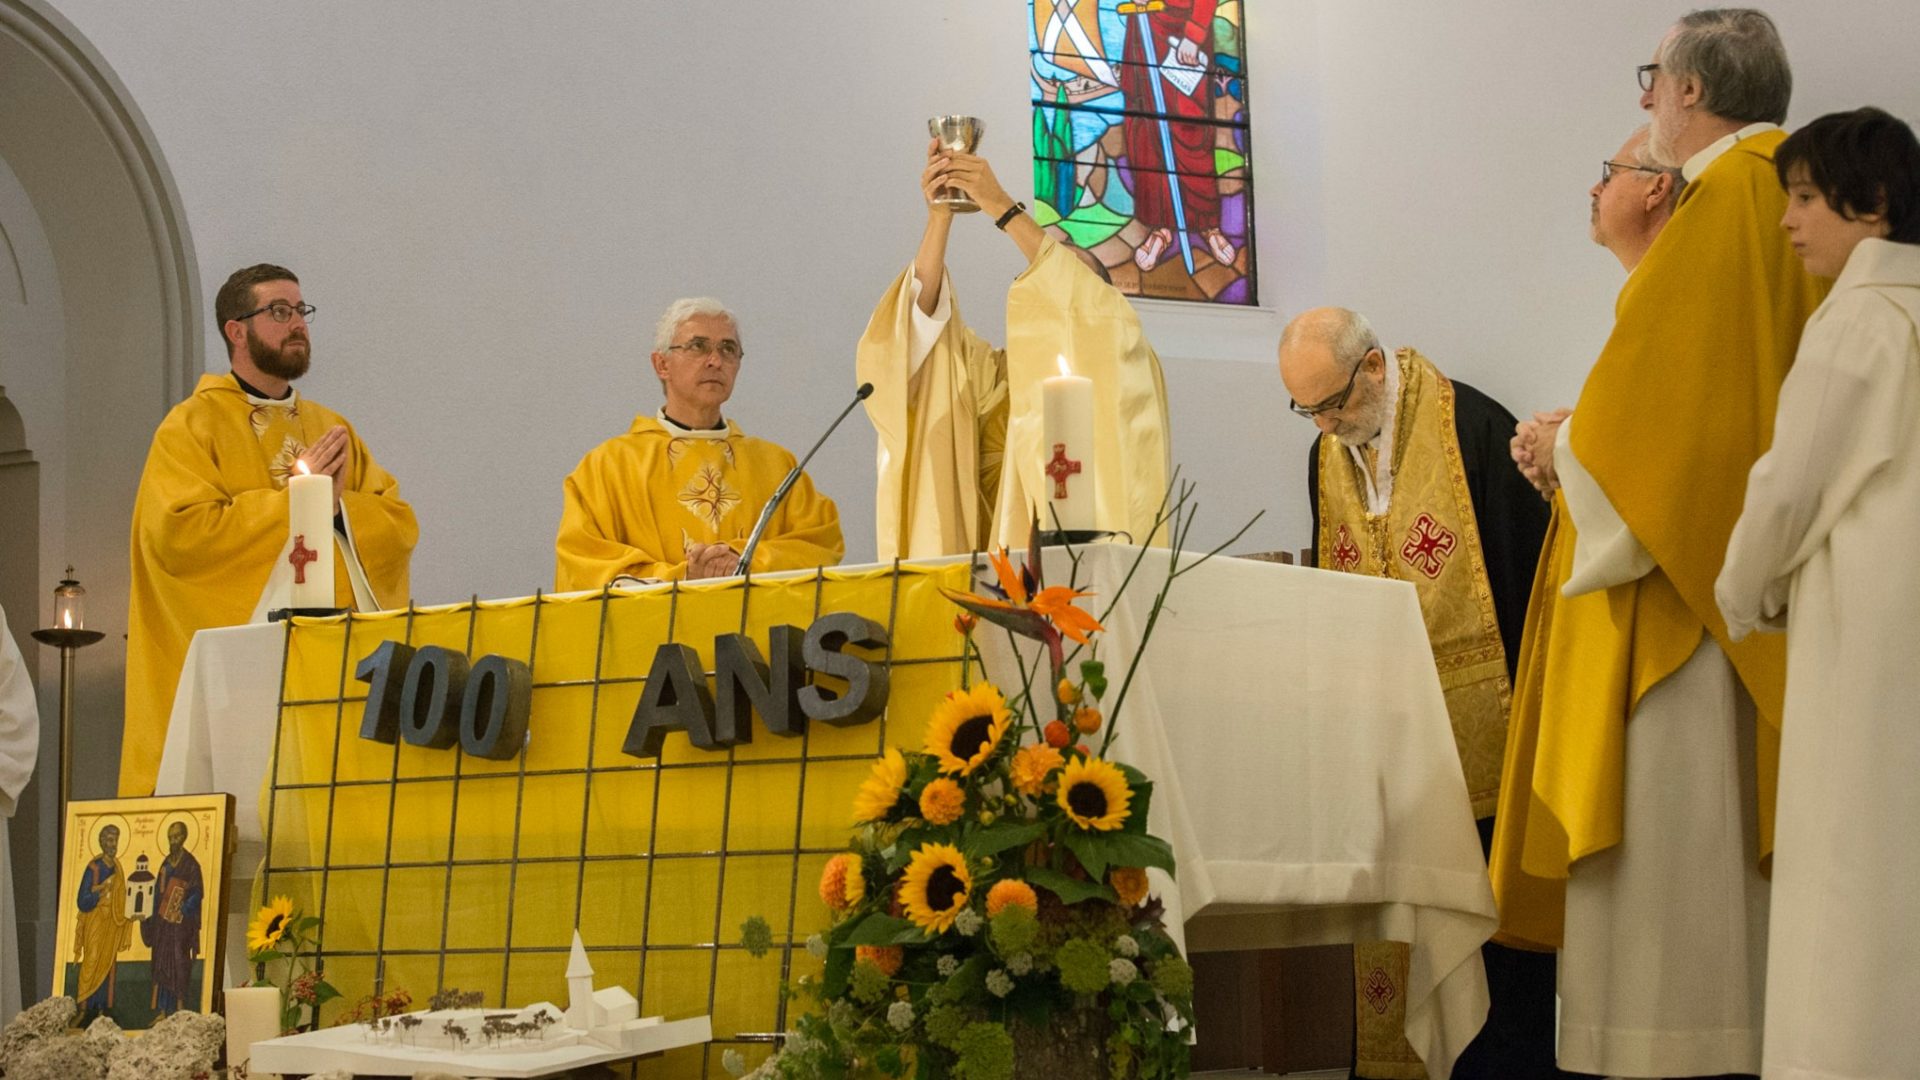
top-left (1280, 307), bottom-right (1554, 1079)
top-left (1492, 11), bottom-right (1825, 1077)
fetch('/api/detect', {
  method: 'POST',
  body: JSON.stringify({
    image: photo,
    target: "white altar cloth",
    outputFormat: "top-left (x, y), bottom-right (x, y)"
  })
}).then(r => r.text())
top-left (154, 547), bottom-right (1494, 1077)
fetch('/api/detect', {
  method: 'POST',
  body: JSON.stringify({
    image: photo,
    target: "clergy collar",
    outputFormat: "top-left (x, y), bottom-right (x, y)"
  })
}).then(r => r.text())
top-left (230, 371), bottom-right (297, 404)
top-left (656, 408), bottom-right (731, 439)
top-left (1681, 121), bottom-right (1780, 182)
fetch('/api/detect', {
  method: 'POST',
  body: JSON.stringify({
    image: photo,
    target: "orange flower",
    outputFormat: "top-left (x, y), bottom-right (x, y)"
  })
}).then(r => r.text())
top-left (1010, 743), bottom-right (1064, 797)
top-left (856, 945), bottom-right (904, 977)
top-left (954, 611), bottom-right (978, 636)
top-left (1073, 706), bottom-right (1102, 735)
top-left (919, 777), bottom-right (966, 825)
top-left (1044, 721), bottom-right (1072, 749)
top-left (819, 853), bottom-right (865, 910)
top-left (1029, 585), bottom-right (1105, 646)
top-left (988, 549), bottom-right (1029, 605)
top-left (1110, 866), bottom-right (1149, 908)
top-left (986, 878), bottom-right (1040, 917)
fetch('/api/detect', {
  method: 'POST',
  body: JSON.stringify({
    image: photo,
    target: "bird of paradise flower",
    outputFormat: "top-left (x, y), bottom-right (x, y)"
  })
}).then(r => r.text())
top-left (942, 546), bottom-right (1103, 676)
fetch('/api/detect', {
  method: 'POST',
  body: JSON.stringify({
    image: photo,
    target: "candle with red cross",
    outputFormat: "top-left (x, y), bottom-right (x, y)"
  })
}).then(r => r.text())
top-left (1041, 355), bottom-right (1095, 533)
top-left (287, 459), bottom-right (335, 608)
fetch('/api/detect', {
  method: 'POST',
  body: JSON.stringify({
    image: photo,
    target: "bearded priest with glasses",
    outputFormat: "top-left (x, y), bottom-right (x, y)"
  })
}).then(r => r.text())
top-left (553, 297), bottom-right (844, 590)
top-left (123, 263), bottom-right (417, 797)
top-left (1278, 306), bottom-right (1554, 1080)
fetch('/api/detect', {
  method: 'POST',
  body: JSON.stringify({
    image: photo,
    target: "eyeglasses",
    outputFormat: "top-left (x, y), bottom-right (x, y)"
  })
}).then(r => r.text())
top-left (1600, 159), bottom-right (1665, 185)
top-left (663, 337), bottom-right (744, 362)
top-left (1636, 63), bottom-right (1660, 92)
top-left (1289, 352), bottom-right (1371, 418)
top-left (234, 301), bottom-right (316, 324)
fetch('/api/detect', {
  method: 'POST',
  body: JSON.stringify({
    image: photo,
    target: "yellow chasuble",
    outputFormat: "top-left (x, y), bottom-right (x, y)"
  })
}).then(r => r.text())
top-left (857, 238), bottom-right (1170, 557)
top-left (1316, 349), bottom-right (1511, 819)
top-left (1490, 128), bottom-right (1827, 949)
top-left (123, 374), bottom-right (416, 796)
top-left (856, 269), bottom-right (1008, 557)
top-left (554, 414), bottom-right (845, 590)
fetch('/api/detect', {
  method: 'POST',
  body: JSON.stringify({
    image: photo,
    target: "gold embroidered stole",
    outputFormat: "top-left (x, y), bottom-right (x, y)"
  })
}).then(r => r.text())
top-left (244, 394), bottom-right (309, 489)
top-left (1317, 349), bottom-right (1510, 817)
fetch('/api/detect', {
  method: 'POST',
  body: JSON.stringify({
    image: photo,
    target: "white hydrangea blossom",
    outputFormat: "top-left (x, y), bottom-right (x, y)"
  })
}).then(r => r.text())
top-left (937, 954), bottom-right (961, 977)
top-left (887, 1001), bottom-right (916, 1032)
top-left (722, 1048), bottom-right (748, 1076)
top-left (1109, 958), bottom-right (1139, 986)
top-left (954, 907), bottom-right (984, 936)
top-left (986, 969), bottom-right (1015, 998)
top-left (1113, 934), bottom-right (1140, 958)
top-left (1006, 952), bottom-right (1034, 976)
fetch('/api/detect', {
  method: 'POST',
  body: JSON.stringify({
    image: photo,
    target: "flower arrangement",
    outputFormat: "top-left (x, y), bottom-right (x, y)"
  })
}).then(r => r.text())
top-left (246, 895), bottom-right (340, 1033)
top-left (742, 487), bottom-right (1250, 1080)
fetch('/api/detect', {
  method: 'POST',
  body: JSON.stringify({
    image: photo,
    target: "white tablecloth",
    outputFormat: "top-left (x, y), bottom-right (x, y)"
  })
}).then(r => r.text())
top-left (155, 548), bottom-right (1494, 1077)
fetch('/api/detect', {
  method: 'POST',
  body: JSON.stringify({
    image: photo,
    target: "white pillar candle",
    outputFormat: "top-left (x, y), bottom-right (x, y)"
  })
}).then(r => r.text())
top-left (1040, 356), bottom-right (1096, 533)
top-left (287, 462), bottom-right (335, 609)
top-left (225, 985), bottom-right (282, 1079)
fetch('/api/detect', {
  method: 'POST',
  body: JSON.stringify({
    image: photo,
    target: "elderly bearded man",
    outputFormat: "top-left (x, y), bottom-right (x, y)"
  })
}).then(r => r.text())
top-left (1280, 307), bottom-right (1553, 1080)
top-left (1491, 10), bottom-right (1825, 1078)
top-left (124, 264), bottom-right (417, 796)
top-left (555, 298), bottom-right (845, 588)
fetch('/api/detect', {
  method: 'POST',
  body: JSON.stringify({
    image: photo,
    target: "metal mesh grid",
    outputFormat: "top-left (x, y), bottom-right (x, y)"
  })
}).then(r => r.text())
top-left (258, 564), bottom-right (978, 1077)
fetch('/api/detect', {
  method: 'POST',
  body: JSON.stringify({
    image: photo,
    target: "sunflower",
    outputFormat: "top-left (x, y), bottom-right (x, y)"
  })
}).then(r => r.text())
top-left (1010, 744), bottom-right (1064, 797)
top-left (923, 684), bottom-right (1012, 776)
top-left (900, 843), bottom-right (974, 934)
top-left (918, 778), bottom-right (966, 826)
top-left (1056, 757), bottom-right (1133, 832)
top-left (853, 747), bottom-right (909, 823)
top-left (248, 895), bottom-right (297, 953)
top-left (985, 878), bottom-right (1039, 917)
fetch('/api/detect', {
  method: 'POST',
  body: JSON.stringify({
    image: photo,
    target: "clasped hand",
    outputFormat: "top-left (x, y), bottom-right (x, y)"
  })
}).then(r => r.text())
top-left (685, 541), bottom-right (741, 580)
top-left (297, 425), bottom-right (351, 512)
top-left (1511, 408), bottom-right (1571, 499)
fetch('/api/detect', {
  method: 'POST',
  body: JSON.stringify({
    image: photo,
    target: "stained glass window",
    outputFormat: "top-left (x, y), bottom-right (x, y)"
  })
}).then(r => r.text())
top-left (1031, 0), bottom-right (1256, 305)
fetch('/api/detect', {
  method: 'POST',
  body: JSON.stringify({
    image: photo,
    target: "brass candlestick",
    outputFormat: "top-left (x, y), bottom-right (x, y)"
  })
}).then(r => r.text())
top-left (29, 570), bottom-right (104, 846)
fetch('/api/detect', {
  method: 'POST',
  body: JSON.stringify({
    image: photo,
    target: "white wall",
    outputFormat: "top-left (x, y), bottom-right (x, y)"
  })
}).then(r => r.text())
top-left (38, 0), bottom-right (1920, 602)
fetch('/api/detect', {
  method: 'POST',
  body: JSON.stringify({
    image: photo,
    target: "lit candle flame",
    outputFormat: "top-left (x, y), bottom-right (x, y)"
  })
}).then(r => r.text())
top-left (1056, 354), bottom-right (1072, 377)
top-left (61, 609), bottom-right (73, 629)
top-left (295, 458), bottom-right (312, 476)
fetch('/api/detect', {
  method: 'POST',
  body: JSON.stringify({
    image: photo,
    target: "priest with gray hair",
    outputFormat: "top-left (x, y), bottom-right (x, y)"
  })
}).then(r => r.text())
top-left (1279, 306), bottom-right (1553, 1079)
top-left (554, 297), bottom-right (844, 588)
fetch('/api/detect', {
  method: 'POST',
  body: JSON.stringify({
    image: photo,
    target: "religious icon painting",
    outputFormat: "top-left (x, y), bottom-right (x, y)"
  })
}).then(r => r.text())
top-left (1030, 0), bottom-right (1256, 304)
top-left (51, 793), bottom-right (235, 1030)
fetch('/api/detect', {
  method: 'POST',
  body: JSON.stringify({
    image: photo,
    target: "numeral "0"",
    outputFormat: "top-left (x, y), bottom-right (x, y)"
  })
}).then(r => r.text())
top-left (355, 642), bottom-right (531, 759)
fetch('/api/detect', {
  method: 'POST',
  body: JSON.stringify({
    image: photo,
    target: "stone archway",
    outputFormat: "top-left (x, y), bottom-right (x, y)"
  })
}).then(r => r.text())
top-left (0, 0), bottom-right (200, 998)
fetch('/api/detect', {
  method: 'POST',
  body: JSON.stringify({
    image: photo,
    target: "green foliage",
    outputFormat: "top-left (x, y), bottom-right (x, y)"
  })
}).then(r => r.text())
top-left (1152, 954), bottom-right (1194, 1001)
top-left (988, 905), bottom-right (1038, 957)
top-left (1055, 938), bottom-right (1112, 996)
top-left (953, 1022), bottom-right (1015, 1080)
top-left (739, 915), bottom-right (774, 958)
top-left (849, 960), bottom-right (891, 1004)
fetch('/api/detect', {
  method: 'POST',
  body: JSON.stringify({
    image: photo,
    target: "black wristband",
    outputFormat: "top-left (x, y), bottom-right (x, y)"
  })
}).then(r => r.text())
top-left (994, 201), bottom-right (1028, 230)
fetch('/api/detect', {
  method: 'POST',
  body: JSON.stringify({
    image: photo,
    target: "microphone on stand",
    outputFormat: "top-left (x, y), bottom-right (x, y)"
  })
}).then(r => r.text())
top-left (735, 382), bottom-right (874, 577)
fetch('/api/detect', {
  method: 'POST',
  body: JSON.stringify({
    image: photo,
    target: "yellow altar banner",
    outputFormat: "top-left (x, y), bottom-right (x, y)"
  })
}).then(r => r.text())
top-left (259, 562), bottom-right (974, 1077)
